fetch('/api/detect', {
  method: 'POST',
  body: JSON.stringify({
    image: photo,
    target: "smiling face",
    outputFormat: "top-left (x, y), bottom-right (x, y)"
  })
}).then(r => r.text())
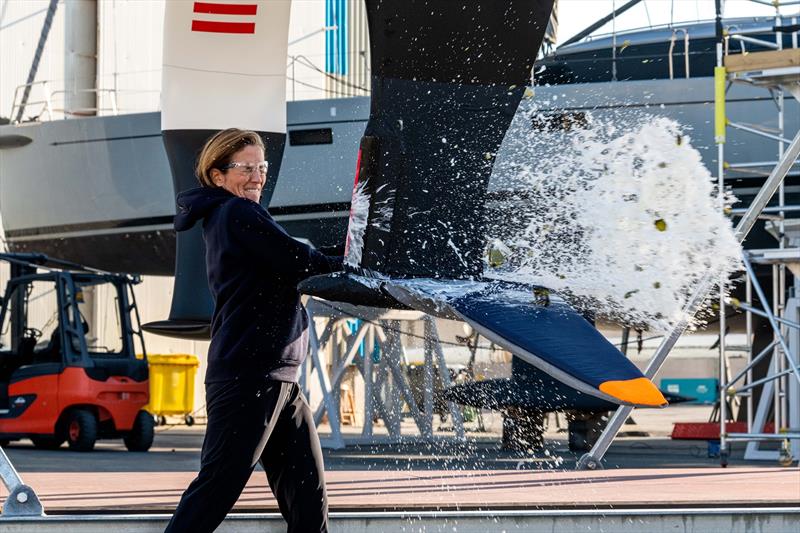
top-left (210, 144), bottom-right (266, 203)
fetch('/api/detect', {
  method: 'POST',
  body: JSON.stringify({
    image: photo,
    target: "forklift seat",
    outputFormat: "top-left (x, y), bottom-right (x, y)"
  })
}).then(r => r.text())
top-left (33, 329), bottom-right (61, 364)
top-left (18, 334), bottom-right (36, 365)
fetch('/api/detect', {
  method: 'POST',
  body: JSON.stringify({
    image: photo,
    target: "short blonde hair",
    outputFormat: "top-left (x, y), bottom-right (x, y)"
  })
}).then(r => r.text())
top-left (195, 128), bottom-right (266, 187)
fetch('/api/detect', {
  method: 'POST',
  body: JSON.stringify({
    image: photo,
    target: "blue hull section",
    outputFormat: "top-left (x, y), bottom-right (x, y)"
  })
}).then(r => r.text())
top-left (301, 273), bottom-right (667, 408)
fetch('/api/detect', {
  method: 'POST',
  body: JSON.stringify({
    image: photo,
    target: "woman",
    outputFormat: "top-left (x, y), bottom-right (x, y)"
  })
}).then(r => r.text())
top-left (165, 128), bottom-right (342, 533)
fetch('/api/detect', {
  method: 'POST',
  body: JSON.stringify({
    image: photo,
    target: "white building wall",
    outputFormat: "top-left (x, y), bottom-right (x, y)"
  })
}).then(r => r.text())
top-left (2, 0), bottom-right (334, 124)
top-left (96, 0), bottom-right (164, 115)
top-left (287, 0), bottom-right (327, 101)
top-left (0, 0), bottom-right (66, 121)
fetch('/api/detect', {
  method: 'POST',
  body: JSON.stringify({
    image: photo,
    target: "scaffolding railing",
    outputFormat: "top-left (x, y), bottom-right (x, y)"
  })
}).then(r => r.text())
top-left (10, 81), bottom-right (120, 123)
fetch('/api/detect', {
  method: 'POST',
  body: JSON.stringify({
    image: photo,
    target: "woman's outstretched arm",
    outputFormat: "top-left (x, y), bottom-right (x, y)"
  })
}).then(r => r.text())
top-left (227, 198), bottom-right (343, 283)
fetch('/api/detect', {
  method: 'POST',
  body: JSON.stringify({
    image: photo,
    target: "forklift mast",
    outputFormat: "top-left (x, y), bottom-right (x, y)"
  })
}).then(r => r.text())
top-left (4, 256), bottom-right (38, 355)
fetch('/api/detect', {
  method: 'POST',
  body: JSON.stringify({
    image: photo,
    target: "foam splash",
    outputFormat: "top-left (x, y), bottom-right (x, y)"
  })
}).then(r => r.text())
top-left (345, 181), bottom-right (370, 266)
top-left (487, 111), bottom-right (741, 332)
top-left (371, 184), bottom-right (396, 232)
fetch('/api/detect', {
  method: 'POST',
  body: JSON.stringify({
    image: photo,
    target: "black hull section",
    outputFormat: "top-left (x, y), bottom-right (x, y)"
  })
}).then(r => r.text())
top-left (356, 80), bottom-right (525, 278)
top-left (350, 0), bottom-right (555, 279)
top-left (141, 319), bottom-right (211, 340)
top-left (7, 231), bottom-right (176, 276)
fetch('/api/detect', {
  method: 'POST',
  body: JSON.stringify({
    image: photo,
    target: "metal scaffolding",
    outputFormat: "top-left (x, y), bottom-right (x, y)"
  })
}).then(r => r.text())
top-left (718, 2), bottom-right (800, 465)
top-left (578, 0), bottom-right (800, 470)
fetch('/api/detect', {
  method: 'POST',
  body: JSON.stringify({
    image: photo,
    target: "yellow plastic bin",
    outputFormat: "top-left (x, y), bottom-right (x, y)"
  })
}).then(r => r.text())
top-left (144, 354), bottom-right (200, 426)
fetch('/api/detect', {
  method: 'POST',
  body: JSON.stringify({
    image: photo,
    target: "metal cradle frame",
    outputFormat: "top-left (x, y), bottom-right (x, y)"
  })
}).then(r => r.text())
top-left (301, 298), bottom-right (465, 449)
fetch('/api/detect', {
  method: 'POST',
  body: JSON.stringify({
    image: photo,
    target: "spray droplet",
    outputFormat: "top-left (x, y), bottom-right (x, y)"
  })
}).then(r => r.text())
top-left (533, 287), bottom-right (551, 306)
top-left (488, 248), bottom-right (505, 267)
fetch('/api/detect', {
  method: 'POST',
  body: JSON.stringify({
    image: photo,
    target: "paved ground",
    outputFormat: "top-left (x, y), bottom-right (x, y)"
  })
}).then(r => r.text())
top-left (1, 405), bottom-right (798, 512)
top-left (0, 431), bottom-right (761, 474)
top-left (4, 467), bottom-right (799, 512)
top-left (0, 405), bottom-right (787, 473)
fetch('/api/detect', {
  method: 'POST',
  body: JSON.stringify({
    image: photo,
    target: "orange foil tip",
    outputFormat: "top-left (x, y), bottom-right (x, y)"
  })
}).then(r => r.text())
top-left (599, 377), bottom-right (668, 407)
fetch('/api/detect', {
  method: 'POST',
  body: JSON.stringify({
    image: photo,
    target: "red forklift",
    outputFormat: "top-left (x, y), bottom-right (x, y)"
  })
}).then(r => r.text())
top-left (0, 253), bottom-right (153, 452)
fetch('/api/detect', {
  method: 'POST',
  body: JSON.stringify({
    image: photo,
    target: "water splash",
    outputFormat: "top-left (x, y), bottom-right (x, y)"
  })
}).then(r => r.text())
top-left (345, 180), bottom-right (370, 266)
top-left (486, 110), bottom-right (741, 332)
top-left (371, 185), bottom-right (396, 232)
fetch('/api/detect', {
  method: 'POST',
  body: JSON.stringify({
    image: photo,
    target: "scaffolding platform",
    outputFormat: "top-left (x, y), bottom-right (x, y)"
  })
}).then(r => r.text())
top-left (725, 48), bottom-right (800, 72)
top-left (748, 247), bottom-right (800, 277)
top-left (725, 49), bottom-right (800, 98)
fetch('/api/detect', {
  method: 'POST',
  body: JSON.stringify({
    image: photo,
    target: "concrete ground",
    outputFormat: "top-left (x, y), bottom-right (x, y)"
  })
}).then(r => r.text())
top-left (0, 404), bottom-right (797, 524)
top-left (1, 405), bottom-right (790, 474)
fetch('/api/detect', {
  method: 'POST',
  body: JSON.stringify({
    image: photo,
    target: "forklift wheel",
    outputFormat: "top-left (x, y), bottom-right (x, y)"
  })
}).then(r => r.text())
top-left (124, 410), bottom-right (155, 452)
top-left (66, 409), bottom-right (98, 452)
top-left (31, 436), bottom-right (65, 450)
top-left (184, 414), bottom-right (195, 426)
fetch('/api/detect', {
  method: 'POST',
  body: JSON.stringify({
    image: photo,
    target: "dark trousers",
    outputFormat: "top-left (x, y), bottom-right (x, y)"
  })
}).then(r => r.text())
top-left (165, 379), bottom-right (328, 533)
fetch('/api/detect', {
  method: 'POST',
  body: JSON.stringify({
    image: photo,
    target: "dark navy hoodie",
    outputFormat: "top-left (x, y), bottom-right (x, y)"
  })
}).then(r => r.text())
top-left (174, 187), bottom-right (343, 383)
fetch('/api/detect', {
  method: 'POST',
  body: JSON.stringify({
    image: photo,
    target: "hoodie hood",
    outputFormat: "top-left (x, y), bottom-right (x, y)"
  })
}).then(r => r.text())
top-left (174, 187), bottom-right (234, 232)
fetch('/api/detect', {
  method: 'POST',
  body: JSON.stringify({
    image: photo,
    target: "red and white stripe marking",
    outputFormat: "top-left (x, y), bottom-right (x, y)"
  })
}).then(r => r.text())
top-left (191, 2), bottom-right (257, 34)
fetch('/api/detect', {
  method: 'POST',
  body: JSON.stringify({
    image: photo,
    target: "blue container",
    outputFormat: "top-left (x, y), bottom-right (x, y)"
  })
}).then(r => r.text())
top-left (660, 378), bottom-right (718, 404)
top-left (707, 440), bottom-right (721, 458)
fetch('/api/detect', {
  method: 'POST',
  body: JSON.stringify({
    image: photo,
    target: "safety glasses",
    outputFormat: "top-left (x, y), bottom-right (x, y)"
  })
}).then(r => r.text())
top-left (219, 161), bottom-right (269, 177)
